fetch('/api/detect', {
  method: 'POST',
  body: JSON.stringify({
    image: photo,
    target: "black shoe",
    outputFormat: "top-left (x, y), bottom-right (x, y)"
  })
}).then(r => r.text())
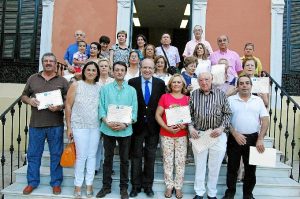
top-left (222, 195), bottom-right (234, 199)
top-left (144, 187), bottom-right (154, 197)
top-left (208, 196), bottom-right (218, 199)
top-left (129, 187), bottom-right (141, 197)
top-left (96, 187), bottom-right (111, 198)
top-left (193, 195), bottom-right (203, 199)
top-left (120, 188), bottom-right (129, 199)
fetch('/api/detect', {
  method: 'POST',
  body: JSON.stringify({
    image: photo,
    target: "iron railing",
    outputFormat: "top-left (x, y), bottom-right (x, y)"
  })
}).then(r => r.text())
top-left (0, 96), bottom-right (28, 196)
top-left (264, 71), bottom-right (300, 182)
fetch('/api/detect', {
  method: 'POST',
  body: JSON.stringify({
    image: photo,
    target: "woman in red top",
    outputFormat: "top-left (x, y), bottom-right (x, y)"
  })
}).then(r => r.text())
top-left (155, 74), bottom-right (189, 199)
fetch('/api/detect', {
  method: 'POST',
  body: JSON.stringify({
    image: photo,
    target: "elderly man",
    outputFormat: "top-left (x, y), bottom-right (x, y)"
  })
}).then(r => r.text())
top-left (183, 25), bottom-right (213, 58)
top-left (22, 53), bottom-right (69, 195)
top-left (155, 33), bottom-right (181, 68)
top-left (209, 35), bottom-right (243, 85)
top-left (96, 61), bottom-right (138, 199)
top-left (222, 76), bottom-right (269, 199)
top-left (128, 59), bottom-right (165, 198)
top-left (64, 30), bottom-right (90, 71)
top-left (189, 72), bottom-right (231, 199)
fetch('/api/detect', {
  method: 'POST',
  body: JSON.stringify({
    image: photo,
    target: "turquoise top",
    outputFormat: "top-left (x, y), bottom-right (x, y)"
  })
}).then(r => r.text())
top-left (99, 80), bottom-right (138, 137)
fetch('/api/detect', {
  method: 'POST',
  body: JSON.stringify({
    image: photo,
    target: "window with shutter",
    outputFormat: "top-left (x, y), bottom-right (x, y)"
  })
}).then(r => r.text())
top-left (282, 0), bottom-right (300, 96)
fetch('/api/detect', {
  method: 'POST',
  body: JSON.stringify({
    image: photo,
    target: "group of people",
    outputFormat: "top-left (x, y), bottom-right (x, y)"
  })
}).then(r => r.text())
top-left (21, 25), bottom-right (270, 199)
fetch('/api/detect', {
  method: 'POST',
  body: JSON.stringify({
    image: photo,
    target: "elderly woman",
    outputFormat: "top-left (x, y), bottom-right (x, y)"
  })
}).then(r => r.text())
top-left (242, 57), bottom-right (269, 107)
top-left (155, 74), bottom-right (189, 199)
top-left (65, 61), bottom-right (101, 198)
top-left (124, 50), bottom-right (140, 81)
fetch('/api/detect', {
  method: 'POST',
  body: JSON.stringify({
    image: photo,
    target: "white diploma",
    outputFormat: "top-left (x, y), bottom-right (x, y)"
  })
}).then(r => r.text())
top-left (107, 104), bottom-right (132, 124)
top-left (191, 78), bottom-right (200, 92)
top-left (35, 89), bottom-right (63, 110)
top-left (249, 146), bottom-right (276, 167)
top-left (211, 64), bottom-right (226, 85)
top-left (251, 77), bottom-right (270, 93)
top-left (189, 129), bottom-right (219, 153)
top-left (165, 106), bottom-right (191, 126)
top-left (63, 70), bottom-right (74, 82)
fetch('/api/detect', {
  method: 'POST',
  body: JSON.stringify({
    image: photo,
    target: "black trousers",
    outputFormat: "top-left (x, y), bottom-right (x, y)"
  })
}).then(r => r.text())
top-left (130, 128), bottom-right (159, 189)
top-left (102, 134), bottom-right (131, 190)
top-left (225, 133), bottom-right (258, 199)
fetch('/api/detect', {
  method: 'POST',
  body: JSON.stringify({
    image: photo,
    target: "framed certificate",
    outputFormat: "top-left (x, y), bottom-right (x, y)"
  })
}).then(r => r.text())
top-left (165, 105), bottom-right (191, 126)
top-left (35, 89), bottom-right (63, 110)
top-left (107, 104), bottom-right (132, 124)
top-left (251, 77), bottom-right (270, 93)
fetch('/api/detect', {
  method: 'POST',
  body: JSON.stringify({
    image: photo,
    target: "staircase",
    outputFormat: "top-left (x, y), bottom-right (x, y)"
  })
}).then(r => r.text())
top-left (2, 136), bottom-right (300, 199)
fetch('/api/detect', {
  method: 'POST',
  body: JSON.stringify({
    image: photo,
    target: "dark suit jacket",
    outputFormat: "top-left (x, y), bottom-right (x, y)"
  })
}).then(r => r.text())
top-left (128, 76), bottom-right (166, 135)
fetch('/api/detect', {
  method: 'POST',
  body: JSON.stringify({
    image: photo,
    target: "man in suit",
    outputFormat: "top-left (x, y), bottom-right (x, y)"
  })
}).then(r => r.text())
top-left (128, 58), bottom-right (166, 197)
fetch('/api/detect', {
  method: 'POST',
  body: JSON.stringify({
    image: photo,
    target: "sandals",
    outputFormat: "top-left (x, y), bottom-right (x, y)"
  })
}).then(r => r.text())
top-left (164, 188), bottom-right (173, 198)
top-left (175, 189), bottom-right (183, 199)
top-left (86, 186), bottom-right (93, 198)
top-left (74, 187), bottom-right (82, 199)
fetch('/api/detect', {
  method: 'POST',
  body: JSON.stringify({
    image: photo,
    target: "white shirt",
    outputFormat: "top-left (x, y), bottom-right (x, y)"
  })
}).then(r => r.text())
top-left (228, 93), bottom-right (269, 134)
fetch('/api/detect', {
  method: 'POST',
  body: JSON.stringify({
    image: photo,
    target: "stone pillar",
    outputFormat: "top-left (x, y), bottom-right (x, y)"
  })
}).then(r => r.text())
top-left (39, 0), bottom-right (55, 71)
top-left (191, 0), bottom-right (208, 39)
top-left (116, 0), bottom-right (132, 46)
top-left (270, 0), bottom-right (285, 85)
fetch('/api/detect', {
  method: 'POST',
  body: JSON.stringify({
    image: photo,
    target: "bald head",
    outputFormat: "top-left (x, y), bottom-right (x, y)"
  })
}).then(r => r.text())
top-left (74, 30), bottom-right (86, 42)
top-left (217, 35), bottom-right (229, 51)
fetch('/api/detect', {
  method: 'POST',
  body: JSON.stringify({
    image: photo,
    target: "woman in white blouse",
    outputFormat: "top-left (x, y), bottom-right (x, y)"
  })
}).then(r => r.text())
top-left (193, 43), bottom-right (211, 76)
top-left (124, 50), bottom-right (140, 81)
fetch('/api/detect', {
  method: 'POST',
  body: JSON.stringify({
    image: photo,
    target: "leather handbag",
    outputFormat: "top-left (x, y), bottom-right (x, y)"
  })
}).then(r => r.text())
top-left (60, 141), bottom-right (76, 167)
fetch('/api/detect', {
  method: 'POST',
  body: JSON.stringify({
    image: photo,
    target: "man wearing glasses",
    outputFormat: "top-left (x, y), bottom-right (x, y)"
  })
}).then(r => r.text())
top-left (209, 35), bottom-right (243, 85)
top-left (183, 25), bottom-right (213, 58)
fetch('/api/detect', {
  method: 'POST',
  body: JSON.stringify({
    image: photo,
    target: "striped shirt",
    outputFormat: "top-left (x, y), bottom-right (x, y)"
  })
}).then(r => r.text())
top-left (189, 88), bottom-right (232, 131)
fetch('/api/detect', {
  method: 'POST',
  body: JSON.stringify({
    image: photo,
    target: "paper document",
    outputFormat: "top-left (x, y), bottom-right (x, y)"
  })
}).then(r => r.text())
top-left (249, 146), bottom-right (276, 167)
top-left (251, 77), bottom-right (270, 93)
top-left (211, 64), bottom-right (226, 85)
top-left (107, 104), bottom-right (132, 124)
top-left (189, 129), bottom-right (219, 153)
top-left (35, 89), bottom-right (63, 110)
top-left (191, 78), bottom-right (200, 92)
top-left (165, 106), bottom-right (191, 126)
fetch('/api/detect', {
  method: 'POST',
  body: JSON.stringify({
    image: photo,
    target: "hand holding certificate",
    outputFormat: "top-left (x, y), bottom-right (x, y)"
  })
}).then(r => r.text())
top-left (107, 104), bottom-right (132, 124)
top-left (165, 105), bottom-right (191, 126)
top-left (249, 146), bottom-right (276, 167)
top-left (35, 89), bottom-right (63, 110)
top-left (190, 129), bottom-right (219, 153)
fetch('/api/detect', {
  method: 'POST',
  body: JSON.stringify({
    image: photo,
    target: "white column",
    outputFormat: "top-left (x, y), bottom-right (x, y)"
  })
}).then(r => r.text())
top-left (191, 0), bottom-right (208, 39)
top-left (270, 0), bottom-right (285, 85)
top-left (116, 0), bottom-right (132, 46)
top-left (39, 0), bottom-right (55, 71)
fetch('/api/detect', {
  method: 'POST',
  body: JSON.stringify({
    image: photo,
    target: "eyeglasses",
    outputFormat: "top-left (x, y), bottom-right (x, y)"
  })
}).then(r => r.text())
top-left (43, 60), bottom-right (55, 63)
top-left (218, 38), bottom-right (227, 43)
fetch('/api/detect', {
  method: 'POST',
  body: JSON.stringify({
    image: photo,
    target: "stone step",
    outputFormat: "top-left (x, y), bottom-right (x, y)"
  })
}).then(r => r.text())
top-left (38, 152), bottom-right (291, 177)
top-left (3, 179), bottom-right (300, 199)
top-left (13, 165), bottom-right (300, 196)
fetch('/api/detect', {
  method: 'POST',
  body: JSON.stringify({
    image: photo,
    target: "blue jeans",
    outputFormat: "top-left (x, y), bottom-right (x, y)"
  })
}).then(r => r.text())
top-left (27, 126), bottom-right (64, 187)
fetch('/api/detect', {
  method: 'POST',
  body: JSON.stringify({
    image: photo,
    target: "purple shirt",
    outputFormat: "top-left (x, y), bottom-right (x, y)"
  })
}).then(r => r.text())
top-left (183, 38), bottom-right (213, 57)
top-left (209, 49), bottom-right (243, 82)
top-left (155, 45), bottom-right (181, 67)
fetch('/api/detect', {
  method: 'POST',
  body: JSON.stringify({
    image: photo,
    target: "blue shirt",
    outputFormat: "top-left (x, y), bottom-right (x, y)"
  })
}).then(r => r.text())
top-left (64, 43), bottom-right (90, 65)
top-left (141, 76), bottom-right (152, 97)
top-left (181, 71), bottom-right (197, 87)
top-left (99, 80), bottom-right (138, 137)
